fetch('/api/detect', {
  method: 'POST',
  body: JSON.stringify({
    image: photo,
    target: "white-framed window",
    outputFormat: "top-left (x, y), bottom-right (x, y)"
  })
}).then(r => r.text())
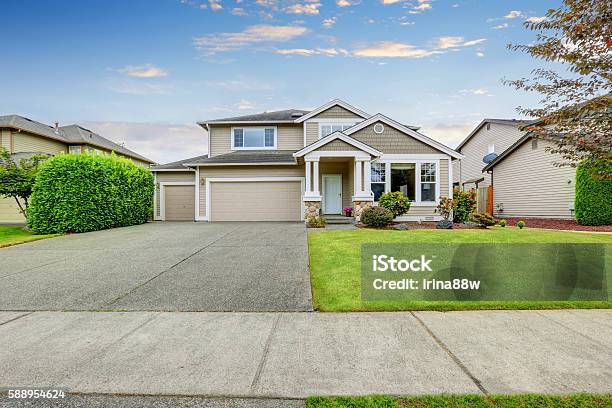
top-left (68, 145), bottom-right (81, 154)
top-left (371, 160), bottom-right (439, 204)
top-left (371, 162), bottom-right (385, 201)
top-left (319, 122), bottom-right (355, 139)
top-left (231, 127), bottom-right (277, 150)
top-left (420, 162), bottom-right (437, 202)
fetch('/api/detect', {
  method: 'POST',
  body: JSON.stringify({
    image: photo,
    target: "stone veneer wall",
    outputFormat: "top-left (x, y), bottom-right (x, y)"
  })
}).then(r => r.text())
top-left (353, 201), bottom-right (373, 222)
top-left (304, 201), bottom-right (321, 220)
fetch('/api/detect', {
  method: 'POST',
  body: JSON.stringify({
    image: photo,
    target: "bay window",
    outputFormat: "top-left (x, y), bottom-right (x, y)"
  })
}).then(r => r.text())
top-left (232, 127), bottom-right (276, 149)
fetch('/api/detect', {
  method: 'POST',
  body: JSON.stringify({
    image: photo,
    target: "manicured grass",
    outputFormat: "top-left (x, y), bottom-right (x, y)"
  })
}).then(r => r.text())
top-left (308, 228), bottom-right (612, 312)
top-left (306, 394), bottom-right (612, 407)
top-left (0, 226), bottom-right (60, 248)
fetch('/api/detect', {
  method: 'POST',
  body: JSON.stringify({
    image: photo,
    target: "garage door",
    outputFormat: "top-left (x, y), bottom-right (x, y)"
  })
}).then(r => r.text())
top-left (164, 185), bottom-right (195, 221)
top-left (210, 181), bottom-right (302, 221)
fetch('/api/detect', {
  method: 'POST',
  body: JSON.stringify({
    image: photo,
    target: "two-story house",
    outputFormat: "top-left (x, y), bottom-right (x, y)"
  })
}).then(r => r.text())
top-left (152, 99), bottom-right (463, 222)
top-left (0, 115), bottom-right (154, 222)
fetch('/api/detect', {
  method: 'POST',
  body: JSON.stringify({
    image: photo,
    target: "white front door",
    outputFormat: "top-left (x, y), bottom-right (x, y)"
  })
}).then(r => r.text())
top-left (323, 175), bottom-right (342, 214)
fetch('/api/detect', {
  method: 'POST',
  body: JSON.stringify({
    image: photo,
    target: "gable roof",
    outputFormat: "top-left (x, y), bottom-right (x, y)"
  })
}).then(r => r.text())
top-left (455, 118), bottom-right (536, 152)
top-left (293, 131), bottom-right (382, 157)
top-left (344, 113), bottom-right (464, 159)
top-left (293, 99), bottom-right (370, 123)
top-left (0, 115), bottom-right (154, 163)
top-left (200, 109), bottom-right (309, 125)
top-left (481, 133), bottom-right (534, 172)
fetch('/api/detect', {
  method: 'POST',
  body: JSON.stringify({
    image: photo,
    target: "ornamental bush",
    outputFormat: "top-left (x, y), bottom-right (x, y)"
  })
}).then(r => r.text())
top-left (28, 153), bottom-right (154, 234)
top-left (378, 191), bottom-right (411, 218)
top-left (361, 206), bottom-right (394, 228)
top-left (575, 160), bottom-right (612, 226)
top-left (453, 188), bottom-right (476, 223)
top-left (469, 212), bottom-right (496, 228)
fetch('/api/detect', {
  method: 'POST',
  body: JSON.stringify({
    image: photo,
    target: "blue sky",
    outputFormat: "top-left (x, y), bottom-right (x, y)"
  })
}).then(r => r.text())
top-left (0, 0), bottom-right (557, 162)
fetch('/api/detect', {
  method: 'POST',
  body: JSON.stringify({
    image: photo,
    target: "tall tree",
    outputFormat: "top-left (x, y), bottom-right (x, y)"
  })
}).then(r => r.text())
top-left (0, 149), bottom-right (49, 219)
top-left (504, 0), bottom-right (611, 176)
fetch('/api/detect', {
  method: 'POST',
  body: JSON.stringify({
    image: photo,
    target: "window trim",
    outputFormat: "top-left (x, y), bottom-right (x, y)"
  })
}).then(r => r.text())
top-left (370, 161), bottom-right (386, 202)
top-left (318, 121), bottom-right (357, 140)
top-left (231, 126), bottom-right (277, 150)
top-left (68, 145), bottom-right (81, 154)
top-left (373, 159), bottom-right (440, 205)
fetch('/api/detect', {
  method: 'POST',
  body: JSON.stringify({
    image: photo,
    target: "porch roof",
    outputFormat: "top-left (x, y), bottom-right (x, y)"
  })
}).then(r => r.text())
top-left (293, 131), bottom-right (383, 158)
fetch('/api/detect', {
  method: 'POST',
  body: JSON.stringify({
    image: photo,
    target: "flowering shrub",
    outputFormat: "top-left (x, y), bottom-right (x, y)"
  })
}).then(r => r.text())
top-left (378, 192), bottom-right (411, 218)
top-left (453, 188), bottom-right (476, 223)
top-left (435, 196), bottom-right (454, 221)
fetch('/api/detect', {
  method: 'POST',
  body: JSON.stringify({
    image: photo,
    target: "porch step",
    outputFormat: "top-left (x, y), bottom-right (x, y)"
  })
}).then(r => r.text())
top-left (323, 215), bottom-right (354, 224)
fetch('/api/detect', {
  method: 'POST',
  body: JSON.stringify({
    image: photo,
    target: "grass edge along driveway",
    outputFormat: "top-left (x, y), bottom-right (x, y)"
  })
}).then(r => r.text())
top-left (0, 226), bottom-right (60, 248)
top-left (308, 227), bottom-right (612, 312)
top-left (306, 393), bottom-right (612, 408)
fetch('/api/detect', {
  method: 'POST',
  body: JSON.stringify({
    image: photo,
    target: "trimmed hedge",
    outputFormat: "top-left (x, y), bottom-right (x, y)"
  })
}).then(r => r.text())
top-left (28, 153), bottom-right (154, 234)
top-left (361, 206), bottom-right (394, 227)
top-left (574, 160), bottom-right (612, 226)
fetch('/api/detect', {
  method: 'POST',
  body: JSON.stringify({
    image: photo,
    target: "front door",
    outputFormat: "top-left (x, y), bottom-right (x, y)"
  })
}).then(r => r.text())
top-left (323, 175), bottom-right (342, 214)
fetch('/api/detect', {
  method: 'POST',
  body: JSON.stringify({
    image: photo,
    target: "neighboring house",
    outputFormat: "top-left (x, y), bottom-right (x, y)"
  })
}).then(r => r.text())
top-left (0, 115), bottom-right (154, 222)
top-left (152, 99), bottom-right (463, 222)
top-left (453, 119), bottom-right (533, 190)
top-left (483, 134), bottom-right (576, 220)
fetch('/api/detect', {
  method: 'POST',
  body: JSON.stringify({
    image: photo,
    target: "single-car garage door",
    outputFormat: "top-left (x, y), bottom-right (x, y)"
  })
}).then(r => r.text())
top-left (164, 185), bottom-right (195, 221)
top-left (211, 181), bottom-right (302, 221)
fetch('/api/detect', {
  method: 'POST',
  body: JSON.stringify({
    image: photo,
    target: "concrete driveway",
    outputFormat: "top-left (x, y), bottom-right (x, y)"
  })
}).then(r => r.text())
top-left (0, 222), bottom-right (312, 312)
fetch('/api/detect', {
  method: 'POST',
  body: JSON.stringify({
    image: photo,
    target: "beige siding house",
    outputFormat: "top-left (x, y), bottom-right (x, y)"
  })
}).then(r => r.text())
top-left (0, 115), bottom-right (154, 222)
top-left (454, 119), bottom-right (531, 190)
top-left (483, 136), bottom-right (576, 219)
top-left (152, 100), bottom-right (463, 223)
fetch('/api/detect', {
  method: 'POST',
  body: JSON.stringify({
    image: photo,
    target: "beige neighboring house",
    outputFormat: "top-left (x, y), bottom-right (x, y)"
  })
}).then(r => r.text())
top-left (152, 99), bottom-right (463, 222)
top-left (453, 119), bottom-right (534, 190)
top-left (0, 115), bottom-right (154, 222)
top-left (482, 134), bottom-right (576, 220)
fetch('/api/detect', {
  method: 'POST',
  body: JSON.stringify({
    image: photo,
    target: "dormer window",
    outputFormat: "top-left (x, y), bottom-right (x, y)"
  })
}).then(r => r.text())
top-left (319, 122), bottom-right (356, 139)
top-left (232, 127), bottom-right (277, 150)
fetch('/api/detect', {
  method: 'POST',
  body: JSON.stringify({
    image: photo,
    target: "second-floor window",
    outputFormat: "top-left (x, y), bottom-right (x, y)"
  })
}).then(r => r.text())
top-left (232, 127), bottom-right (276, 149)
top-left (319, 122), bottom-right (356, 139)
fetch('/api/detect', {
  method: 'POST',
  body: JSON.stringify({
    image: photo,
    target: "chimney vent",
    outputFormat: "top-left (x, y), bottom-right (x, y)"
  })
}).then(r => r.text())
top-left (54, 122), bottom-right (59, 134)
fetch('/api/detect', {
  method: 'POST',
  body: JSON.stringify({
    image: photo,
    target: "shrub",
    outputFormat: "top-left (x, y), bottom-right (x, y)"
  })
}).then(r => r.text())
top-left (469, 212), bottom-right (496, 228)
top-left (378, 191), bottom-right (411, 218)
top-left (498, 219), bottom-right (507, 227)
top-left (517, 220), bottom-right (526, 229)
top-left (575, 159), bottom-right (612, 226)
top-left (435, 196), bottom-right (453, 221)
top-left (28, 153), bottom-right (154, 234)
top-left (453, 188), bottom-right (476, 223)
top-left (361, 206), bottom-right (394, 228)
top-left (306, 216), bottom-right (326, 228)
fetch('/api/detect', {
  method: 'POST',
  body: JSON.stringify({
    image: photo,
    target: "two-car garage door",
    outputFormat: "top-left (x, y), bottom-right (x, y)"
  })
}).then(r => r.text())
top-left (210, 181), bottom-right (302, 221)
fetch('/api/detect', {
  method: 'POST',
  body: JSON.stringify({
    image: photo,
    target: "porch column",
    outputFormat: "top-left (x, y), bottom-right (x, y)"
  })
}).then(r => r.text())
top-left (354, 159), bottom-right (362, 195)
top-left (363, 158), bottom-right (372, 197)
top-left (313, 160), bottom-right (320, 195)
top-left (305, 160), bottom-right (312, 194)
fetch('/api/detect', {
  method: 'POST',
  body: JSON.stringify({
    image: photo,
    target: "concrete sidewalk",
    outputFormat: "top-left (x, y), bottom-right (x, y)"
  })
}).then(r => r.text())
top-left (0, 310), bottom-right (610, 398)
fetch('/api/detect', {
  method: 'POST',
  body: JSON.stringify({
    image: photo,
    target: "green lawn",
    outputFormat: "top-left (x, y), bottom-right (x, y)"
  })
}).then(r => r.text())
top-left (0, 226), bottom-right (60, 248)
top-left (308, 227), bottom-right (612, 312)
top-left (306, 394), bottom-right (612, 408)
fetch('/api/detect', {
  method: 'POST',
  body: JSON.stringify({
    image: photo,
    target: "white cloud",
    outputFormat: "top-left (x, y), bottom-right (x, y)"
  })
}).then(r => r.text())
top-left (285, 2), bottom-right (321, 15)
top-left (322, 17), bottom-right (337, 27)
top-left (116, 64), bottom-right (168, 78)
top-left (381, 0), bottom-right (402, 4)
top-left (419, 122), bottom-right (475, 149)
top-left (436, 36), bottom-right (486, 49)
top-left (459, 87), bottom-right (493, 96)
top-left (504, 10), bottom-right (523, 19)
top-left (452, 3), bottom-right (459, 7)
top-left (492, 23), bottom-right (509, 30)
top-left (476, 51), bottom-right (485, 57)
top-left (353, 42), bottom-right (440, 58)
top-left (236, 99), bottom-right (256, 110)
top-left (275, 47), bottom-right (347, 56)
top-left (336, 0), bottom-right (356, 6)
top-left (209, 0), bottom-right (222, 11)
top-left (78, 121), bottom-right (207, 163)
top-left (525, 16), bottom-right (546, 23)
top-left (193, 24), bottom-right (309, 54)
top-left (205, 79), bottom-right (273, 91)
top-left (231, 7), bottom-right (248, 15)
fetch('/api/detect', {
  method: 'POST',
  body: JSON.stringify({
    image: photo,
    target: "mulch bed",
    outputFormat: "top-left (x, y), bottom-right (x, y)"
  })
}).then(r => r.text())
top-left (356, 222), bottom-right (481, 230)
top-left (500, 217), bottom-right (612, 232)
